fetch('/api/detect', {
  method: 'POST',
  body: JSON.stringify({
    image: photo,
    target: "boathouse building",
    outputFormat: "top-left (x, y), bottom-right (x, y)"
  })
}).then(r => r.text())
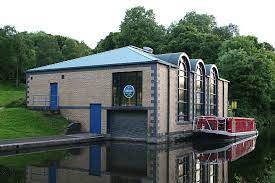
top-left (26, 46), bottom-right (229, 143)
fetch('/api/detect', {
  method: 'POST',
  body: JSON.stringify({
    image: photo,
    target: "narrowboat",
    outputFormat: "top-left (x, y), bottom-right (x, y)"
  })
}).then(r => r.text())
top-left (193, 116), bottom-right (258, 141)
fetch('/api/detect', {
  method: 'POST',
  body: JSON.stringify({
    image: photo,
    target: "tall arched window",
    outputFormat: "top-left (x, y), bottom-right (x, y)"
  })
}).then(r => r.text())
top-left (178, 60), bottom-right (189, 121)
top-left (210, 70), bottom-right (217, 115)
top-left (195, 65), bottom-right (204, 116)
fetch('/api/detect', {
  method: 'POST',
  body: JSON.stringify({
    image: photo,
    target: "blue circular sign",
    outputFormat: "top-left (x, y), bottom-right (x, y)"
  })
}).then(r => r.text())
top-left (123, 85), bottom-right (135, 99)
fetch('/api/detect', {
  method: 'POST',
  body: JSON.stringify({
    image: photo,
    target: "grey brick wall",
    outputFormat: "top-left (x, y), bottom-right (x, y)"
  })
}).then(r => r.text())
top-left (156, 64), bottom-right (193, 140)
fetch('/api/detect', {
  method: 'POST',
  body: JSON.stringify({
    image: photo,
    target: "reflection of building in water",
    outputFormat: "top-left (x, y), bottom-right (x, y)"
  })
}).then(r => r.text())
top-left (25, 136), bottom-right (256, 183)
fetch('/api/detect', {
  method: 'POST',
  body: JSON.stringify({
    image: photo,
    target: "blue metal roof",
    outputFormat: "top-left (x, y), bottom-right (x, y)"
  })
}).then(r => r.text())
top-left (205, 64), bottom-right (219, 78)
top-left (190, 59), bottom-right (206, 73)
top-left (26, 46), bottom-right (162, 73)
top-left (155, 52), bottom-right (189, 66)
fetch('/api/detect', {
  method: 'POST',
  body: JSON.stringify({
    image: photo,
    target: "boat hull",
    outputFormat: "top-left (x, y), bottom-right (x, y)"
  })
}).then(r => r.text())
top-left (193, 129), bottom-right (258, 142)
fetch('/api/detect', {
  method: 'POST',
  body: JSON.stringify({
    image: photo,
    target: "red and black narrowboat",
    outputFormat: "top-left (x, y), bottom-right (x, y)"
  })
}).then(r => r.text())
top-left (193, 116), bottom-right (258, 141)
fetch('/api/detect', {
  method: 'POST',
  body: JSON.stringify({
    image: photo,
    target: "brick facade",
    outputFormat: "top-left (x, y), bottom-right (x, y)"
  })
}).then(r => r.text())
top-left (27, 65), bottom-right (152, 135)
top-left (27, 61), bottom-right (229, 143)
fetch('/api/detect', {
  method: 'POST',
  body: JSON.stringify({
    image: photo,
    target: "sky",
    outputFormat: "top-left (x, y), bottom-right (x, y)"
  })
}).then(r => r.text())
top-left (0, 0), bottom-right (274, 48)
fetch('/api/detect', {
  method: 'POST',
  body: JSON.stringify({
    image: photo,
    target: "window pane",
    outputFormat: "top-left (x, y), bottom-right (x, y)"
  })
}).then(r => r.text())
top-left (179, 90), bottom-right (184, 101)
top-left (179, 103), bottom-right (184, 115)
top-left (210, 70), bottom-right (217, 115)
top-left (210, 94), bottom-right (215, 104)
top-left (210, 83), bottom-right (214, 93)
top-left (196, 105), bottom-right (201, 116)
top-left (178, 163), bottom-right (183, 176)
top-left (184, 77), bottom-right (188, 89)
top-left (112, 71), bottom-right (142, 106)
top-left (178, 60), bottom-right (189, 120)
top-left (184, 91), bottom-right (188, 102)
top-left (179, 76), bottom-right (185, 89)
top-left (195, 65), bottom-right (204, 116)
top-left (179, 70), bottom-right (184, 77)
top-left (179, 63), bottom-right (184, 71)
top-left (196, 93), bottom-right (201, 103)
top-left (210, 105), bottom-right (216, 115)
top-left (196, 80), bottom-right (201, 91)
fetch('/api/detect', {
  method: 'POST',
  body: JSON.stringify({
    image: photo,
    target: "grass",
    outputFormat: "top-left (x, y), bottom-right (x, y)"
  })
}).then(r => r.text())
top-left (0, 82), bottom-right (25, 107)
top-left (0, 108), bottom-right (69, 139)
top-left (0, 81), bottom-right (70, 140)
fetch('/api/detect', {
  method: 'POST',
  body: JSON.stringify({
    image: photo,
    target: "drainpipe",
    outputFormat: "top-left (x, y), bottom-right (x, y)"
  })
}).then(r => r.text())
top-left (167, 65), bottom-right (171, 142)
top-left (192, 73), bottom-right (195, 127)
top-left (166, 65), bottom-right (170, 183)
top-left (223, 81), bottom-right (225, 117)
top-left (25, 73), bottom-right (29, 107)
top-left (207, 76), bottom-right (210, 115)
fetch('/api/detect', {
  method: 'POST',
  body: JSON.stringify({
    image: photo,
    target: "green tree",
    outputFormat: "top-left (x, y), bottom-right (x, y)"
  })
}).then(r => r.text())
top-left (30, 32), bottom-right (63, 67)
top-left (163, 11), bottom-right (239, 63)
top-left (94, 32), bottom-right (122, 53)
top-left (0, 26), bottom-right (36, 86)
top-left (14, 32), bottom-right (36, 87)
top-left (0, 26), bottom-right (17, 80)
top-left (55, 35), bottom-right (92, 60)
top-left (179, 11), bottom-right (217, 33)
top-left (95, 6), bottom-right (166, 53)
top-left (217, 36), bottom-right (274, 124)
top-left (120, 6), bottom-right (166, 52)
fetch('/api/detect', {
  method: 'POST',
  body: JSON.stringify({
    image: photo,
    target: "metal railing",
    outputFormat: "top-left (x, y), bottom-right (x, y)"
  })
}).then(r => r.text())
top-left (194, 116), bottom-right (227, 131)
top-left (32, 95), bottom-right (59, 110)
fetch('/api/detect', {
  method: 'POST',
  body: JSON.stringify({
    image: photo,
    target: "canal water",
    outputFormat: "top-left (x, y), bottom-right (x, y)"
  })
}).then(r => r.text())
top-left (0, 128), bottom-right (274, 183)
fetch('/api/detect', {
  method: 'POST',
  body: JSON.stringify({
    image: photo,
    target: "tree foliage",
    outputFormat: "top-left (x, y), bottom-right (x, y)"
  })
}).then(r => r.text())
top-left (217, 36), bottom-right (275, 123)
top-left (162, 11), bottom-right (239, 63)
top-left (95, 6), bottom-right (165, 53)
top-left (0, 28), bottom-right (92, 84)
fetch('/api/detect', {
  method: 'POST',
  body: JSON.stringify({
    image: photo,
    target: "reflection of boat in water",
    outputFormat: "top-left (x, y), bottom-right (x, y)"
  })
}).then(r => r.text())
top-left (194, 135), bottom-right (257, 164)
top-left (193, 116), bottom-right (258, 141)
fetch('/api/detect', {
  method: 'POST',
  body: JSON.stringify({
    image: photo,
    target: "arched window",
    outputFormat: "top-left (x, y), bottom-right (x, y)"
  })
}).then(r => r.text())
top-left (210, 70), bottom-right (217, 115)
top-left (178, 59), bottom-right (189, 121)
top-left (195, 65), bottom-right (204, 116)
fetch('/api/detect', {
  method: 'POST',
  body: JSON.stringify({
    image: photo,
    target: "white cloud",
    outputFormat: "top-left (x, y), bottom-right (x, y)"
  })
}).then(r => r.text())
top-left (0, 0), bottom-right (274, 48)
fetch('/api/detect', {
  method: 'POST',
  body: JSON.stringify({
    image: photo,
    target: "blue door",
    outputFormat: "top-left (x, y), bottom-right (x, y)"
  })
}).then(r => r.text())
top-left (90, 104), bottom-right (101, 134)
top-left (89, 145), bottom-right (101, 176)
top-left (50, 83), bottom-right (58, 110)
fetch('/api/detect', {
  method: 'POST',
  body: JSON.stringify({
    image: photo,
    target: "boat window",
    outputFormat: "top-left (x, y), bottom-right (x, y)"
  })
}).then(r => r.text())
top-left (210, 70), bottom-right (217, 115)
top-left (195, 64), bottom-right (204, 116)
top-left (178, 58), bottom-right (189, 121)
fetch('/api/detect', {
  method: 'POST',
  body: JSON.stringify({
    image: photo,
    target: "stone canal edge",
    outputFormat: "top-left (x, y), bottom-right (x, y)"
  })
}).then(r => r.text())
top-left (0, 133), bottom-right (105, 151)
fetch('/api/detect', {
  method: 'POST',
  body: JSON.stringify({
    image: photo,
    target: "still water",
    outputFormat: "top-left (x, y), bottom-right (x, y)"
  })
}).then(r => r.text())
top-left (0, 128), bottom-right (274, 183)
